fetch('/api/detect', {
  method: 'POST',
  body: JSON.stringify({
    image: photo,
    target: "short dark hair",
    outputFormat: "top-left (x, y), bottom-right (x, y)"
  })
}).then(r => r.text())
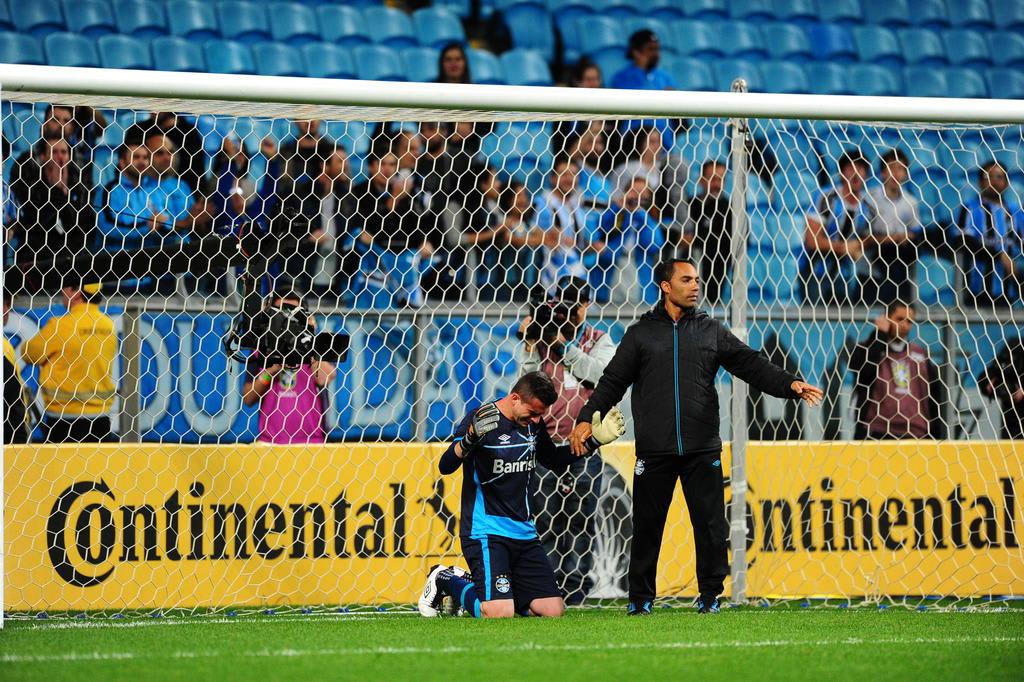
top-left (627, 29), bottom-right (658, 58)
top-left (879, 147), bottom-right (909, 173)
top-left (551, 153), bottom-right (576, 173)
top-left (653, 259), bottom-right (697, 290)
top-left (571, 57), bottom-right (601, 87)
top-left (272, 285), bottom-right (303, 305)
top-left (701, 159), bottom-right (727, 176)
top-left (978, 159), bottom-right (1004, 182)
top-left (886, 301), bottom-right (914, 317)
top-left (511, 371), bottom-right (558, 406)
top-left (838, 149), bottom-right (869, 173)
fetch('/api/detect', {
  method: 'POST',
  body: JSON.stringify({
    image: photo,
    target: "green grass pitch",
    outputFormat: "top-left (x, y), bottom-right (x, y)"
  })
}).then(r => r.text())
top-left (1, 606), bottom-right (1022, 681)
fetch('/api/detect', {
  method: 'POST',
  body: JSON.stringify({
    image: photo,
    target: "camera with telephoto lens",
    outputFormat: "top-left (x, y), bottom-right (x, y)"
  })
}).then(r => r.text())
top-left (521, 287), bottom-right (579, 344)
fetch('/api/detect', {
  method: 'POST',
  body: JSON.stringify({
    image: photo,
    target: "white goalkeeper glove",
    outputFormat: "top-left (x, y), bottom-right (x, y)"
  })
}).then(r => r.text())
top-left (461, 402), bottom-right (501, 451)
top-left (585, 407), bottom-right (626, 450)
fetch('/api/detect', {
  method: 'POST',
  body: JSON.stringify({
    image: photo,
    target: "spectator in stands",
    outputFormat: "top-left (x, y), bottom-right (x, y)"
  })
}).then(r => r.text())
top-left (278, 119), bottom-right (332, 186)
top-left (436, 42), bottom-right (470, 85)
top-left (612, 125), bottom-right (687, 226)
top-left (351, 149), bottom-right (439, 307)
top-left (11, 138), bottom-right (95, 267)
top-left (553, 58), bottom-right (607, 157)
top-left (415, 121), bottom-right (456, 201)
top-left (799, 150), bottom-right (870, 305)
top-left (21, 283), bottom-right (117, 443)
top-left (683, 160), bottom-right (732, 307)
top-left (848, 302), bottom-right (945, 440)
top-left (99, 142), bottom-right (163, 251)
top-left (610, 30), bottom-right (680, 149)
top-left (497, 179), bottom-right (543, 300)
top-left (862, 148), bottom-right (921, 306)
top-left (952, 161), bottom-right (1023, 307)
top-left (455, 164), bottom-right (506, 299)
top-left (10, 105), bottom-right (103, 206)
top-left (242, 288), bottom-right (335, 444)
top-left (3, 294), bottom-right (33, 445)
top-left (591, 175), bottom-right (665, 305)
top-left (393, 128), bottom-right (424, 177)
top-left (536, 155), bottom-right (590, 286)
top-left (566, 122), bottom-right (614, 212)
top-left (125, 112), bottom-right (207, 196)
top-left (978, 336), bottom-right (1024, 440)
top-left (146, 132), bottom-right (214, 236)
top-left (211, 135), bottom-right (258, 233)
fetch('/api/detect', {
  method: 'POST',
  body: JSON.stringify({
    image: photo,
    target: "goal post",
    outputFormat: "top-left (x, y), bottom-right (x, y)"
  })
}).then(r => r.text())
top-left (1, 65), bottom-right (1023, 619)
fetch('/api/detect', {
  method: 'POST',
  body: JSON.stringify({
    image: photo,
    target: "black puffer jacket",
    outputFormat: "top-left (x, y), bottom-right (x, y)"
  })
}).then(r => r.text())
top-left (578, 304), bottom-right (801, 456)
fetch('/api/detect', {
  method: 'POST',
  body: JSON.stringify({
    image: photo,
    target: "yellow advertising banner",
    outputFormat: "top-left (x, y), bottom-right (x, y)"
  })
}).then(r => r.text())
top-left (4, 440), bottom-right (1023, 611)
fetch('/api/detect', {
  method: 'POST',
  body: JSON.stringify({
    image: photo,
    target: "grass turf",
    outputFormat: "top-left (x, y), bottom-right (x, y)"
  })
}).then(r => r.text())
top-left (1, 607), bottom-right (1022, 681)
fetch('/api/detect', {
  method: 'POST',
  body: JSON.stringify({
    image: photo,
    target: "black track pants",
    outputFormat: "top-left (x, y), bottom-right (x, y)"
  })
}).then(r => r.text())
top-left (628, 449), bottom-right (729, 602)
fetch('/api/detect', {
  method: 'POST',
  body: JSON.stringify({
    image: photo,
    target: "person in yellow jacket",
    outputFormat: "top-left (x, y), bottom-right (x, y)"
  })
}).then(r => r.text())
top-left (21, 284), bottom-right (117, 443)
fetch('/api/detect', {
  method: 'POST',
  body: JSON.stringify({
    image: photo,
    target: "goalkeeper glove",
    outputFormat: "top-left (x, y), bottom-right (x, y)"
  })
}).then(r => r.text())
top-left (585, 408), bottom-right (626, 451)
top-left (461, 402), bottom-right (501, 451)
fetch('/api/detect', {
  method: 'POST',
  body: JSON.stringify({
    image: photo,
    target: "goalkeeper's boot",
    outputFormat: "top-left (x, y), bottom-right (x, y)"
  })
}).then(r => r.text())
top-left (443, 567), bottom-right (473, 617)
top-left (696, 596), bottom-right (721, 614)
top-left (418, 564), bottom-right (454, 617)
top-left (626, 599), bottom-right (653, 616)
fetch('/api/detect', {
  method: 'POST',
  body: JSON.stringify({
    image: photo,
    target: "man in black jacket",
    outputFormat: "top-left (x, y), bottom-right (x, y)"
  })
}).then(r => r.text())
top-left (570, 259), bottom-right (823, 615)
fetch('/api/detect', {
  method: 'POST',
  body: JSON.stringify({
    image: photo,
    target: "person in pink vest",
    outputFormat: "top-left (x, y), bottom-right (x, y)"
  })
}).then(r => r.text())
top-left (848, 302), bottom-right (946, 440)
top-left (517, 276), bottom-right (617, 604)
top-left (242, 288), bottom-right (336, 444)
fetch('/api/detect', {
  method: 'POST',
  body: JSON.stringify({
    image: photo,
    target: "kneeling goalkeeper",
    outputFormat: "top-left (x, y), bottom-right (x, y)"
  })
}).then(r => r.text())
top-left (419, 371), bottom-right (625, 618)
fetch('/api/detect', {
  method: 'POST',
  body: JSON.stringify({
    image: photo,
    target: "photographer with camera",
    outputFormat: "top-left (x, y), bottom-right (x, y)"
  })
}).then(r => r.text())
top-left (517, 276), bottom-right (617, 604)
top-left (242, 287), bottom-right (336, 444)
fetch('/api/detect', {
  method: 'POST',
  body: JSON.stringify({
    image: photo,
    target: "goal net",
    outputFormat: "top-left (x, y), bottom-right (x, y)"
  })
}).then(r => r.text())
top-left (2, 66), bottom-right (1022, 618)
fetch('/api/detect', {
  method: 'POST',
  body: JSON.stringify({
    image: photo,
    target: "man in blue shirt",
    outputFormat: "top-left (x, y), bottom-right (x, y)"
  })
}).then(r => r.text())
top-left (418, 371), bottom-right (625, 618)
top-left (611, 30), bottom-right (678, 149)
top-left (591, 176), bottom-right (665, 304)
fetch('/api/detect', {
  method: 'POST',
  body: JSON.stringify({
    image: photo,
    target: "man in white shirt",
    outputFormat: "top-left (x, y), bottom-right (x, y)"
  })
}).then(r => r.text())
top-left (862, 148), bottom-right (921, 306)
top-left (535, 156), bottom-right (590, 287)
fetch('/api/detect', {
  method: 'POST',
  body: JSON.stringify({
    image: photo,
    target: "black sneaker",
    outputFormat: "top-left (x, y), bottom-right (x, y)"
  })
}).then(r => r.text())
top-left (696, 596), bottom-right (721, 614)
top-left (626, 599), bottom-right (653, 616)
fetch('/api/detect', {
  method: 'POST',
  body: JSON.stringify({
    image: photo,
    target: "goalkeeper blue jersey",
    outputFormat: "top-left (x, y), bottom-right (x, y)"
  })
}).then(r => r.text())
top-left (440, 408), bottom-right (576, 541)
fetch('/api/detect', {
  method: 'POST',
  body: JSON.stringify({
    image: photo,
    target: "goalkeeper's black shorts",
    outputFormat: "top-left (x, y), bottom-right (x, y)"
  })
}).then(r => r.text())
top-left (461, 535), bottom-right (561, 608)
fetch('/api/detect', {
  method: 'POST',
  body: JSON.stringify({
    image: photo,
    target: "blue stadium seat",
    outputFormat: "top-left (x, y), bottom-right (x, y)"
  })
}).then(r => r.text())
top-left (593, 53), bottom-right (629, 84)
top-left (480, 120), bottom-right (551, 181)
top-left (354, 44), bottom-right (405, 81)
top-left (730, 0), bottom-right (773, 21)
top-left (500, 48), bottom-right (551, 85)
top-left (713, 58), bottom-right (762, 92)
top-left (549, 0), bottom-right (594, 39)
top-left (682, 0), bottom-right (727, 20)
top-left (664, 56), bottom-right (715, 91)
top-left (113, 0), bottom-right (167, 39)
top-left (400, 46), bottom-right (437, 82)
top-left (943, 67), bottom-right (988, 98)
top-left (993, 2), bottom-right (1024, 30)
top-left (11, 0), bottom-right (64, 37)
top-left (719, 21), bottom-right (768, 60)
top-left (942, 29), bottom-right (991, 68)
top-left (771, 0), bottom-right (816, 24)
top-left (646, 0), bottom-right (686, 21)
top-left (848, 63), bottom-right (902, 96)
top-left (853, 26), bottom-right (903, 68)
top-left (363, 6), bottom-right (417, 49)
top-left (0, 1), bottom-right (10, 33)
top-left (467, 47), bottom-right (506, 84)
top-left (302, 42), bottom-right (356, 79)
top-left (762, 22), bottom-right (813, 61)
top-left (317, 6), bottom-right (370, 47)
top-left (217, 2), bottom-right (270, 45)
top-left (502, 4), bottom-right (555, 62)
top-left (98, 35), bottom-right (152, 69)
top-left (63, 0), bottom-right (117, 37)
top-left (494, 0), bottom-right (544, 10)
top-left (624, 17), bottom-right (676, 55)
top-left (413, 8), bottom-right (465, 50)
top-left (270, 3), bottom-right (320, 46)
top-left (990, 32), bottom-right (1024, 69)
top-left (577, 16), bottom-right (620, 59)
top-left (947, 0), bottom-right (993, 29)
top-left (0, 32), bottom-right (43, 64)
top-left (863, 0), bottom-right (911, 27)
top-left (817, 0), bottom-right (862, 26)
top-left (773, 171), bottom-right (818, 214)
top-left (903, 66), bottom-right (948, 98)
top-left (673, 20), bottom-right (726, 59)
top-left (898, 29), bottom-right (947, 66)
top-left (44, 32), bottom-right (100, 68)
top-left (761, 60), bottom-right (809, 93)
top-left (167, 1), bottom-right (219, 42)
top-left (598, 0), bottom-right (641, 19)
top-left (985, 69), bottom-right (1024, 99)
top-left (152, 36), bottom-right (206, 72)
top-left (253, 42), bottom-right (305, 77)
top-left (914, 0), bottom-right (951, 30)
top-left (804, 62), bottom-right (849, 94)
top-left (204, 39), bottom-right (256, 75)
top-left (807, 23), bottom-right (856, 62)
top-left (916, 254), bottom-right (956, 306)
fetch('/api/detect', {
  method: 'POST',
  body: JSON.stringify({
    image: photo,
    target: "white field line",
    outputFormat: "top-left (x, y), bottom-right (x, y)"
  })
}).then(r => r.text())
top-left (2, 612), bottom-right (419, 632)
top-left (2, 636), bottom-right (1023, 664)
